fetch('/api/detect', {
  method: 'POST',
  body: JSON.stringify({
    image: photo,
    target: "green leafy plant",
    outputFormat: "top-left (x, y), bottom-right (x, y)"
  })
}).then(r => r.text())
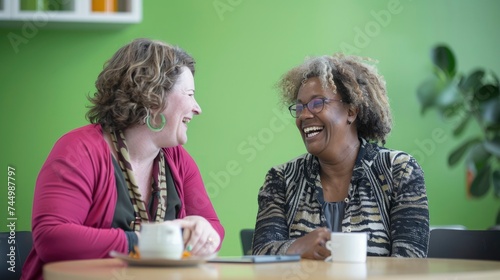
top-left (416, 45), bottom-right (500, 225)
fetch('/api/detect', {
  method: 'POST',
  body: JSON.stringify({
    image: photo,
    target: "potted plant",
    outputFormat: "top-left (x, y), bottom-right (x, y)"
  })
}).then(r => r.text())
top-left (416, 44), bottom-right (500, 225)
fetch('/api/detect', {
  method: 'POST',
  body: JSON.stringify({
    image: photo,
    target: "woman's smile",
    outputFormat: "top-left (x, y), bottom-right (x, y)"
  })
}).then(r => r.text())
top-left (303, 125), bottom-right (324, 139)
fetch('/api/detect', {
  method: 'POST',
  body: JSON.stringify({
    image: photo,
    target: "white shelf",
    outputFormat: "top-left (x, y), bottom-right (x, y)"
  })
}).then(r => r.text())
top-left (0, 0), bottom-right (11, 18)
top-left (0, 0), bottom-right (142, 27)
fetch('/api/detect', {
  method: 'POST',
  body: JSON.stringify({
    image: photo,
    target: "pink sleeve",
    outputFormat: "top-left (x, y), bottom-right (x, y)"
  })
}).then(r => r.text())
top-left (165, 146), bottom-right (225, 246)
top-left (31, 127), bottom-right (128, 262)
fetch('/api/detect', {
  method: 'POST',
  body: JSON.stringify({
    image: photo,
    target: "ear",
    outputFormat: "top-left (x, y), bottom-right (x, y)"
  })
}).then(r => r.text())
top-left (347, 105), bottom-right (359, 124)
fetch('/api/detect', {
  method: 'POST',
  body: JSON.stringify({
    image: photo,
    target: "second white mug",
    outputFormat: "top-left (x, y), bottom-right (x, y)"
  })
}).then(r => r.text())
top-left (325, 232), bottom-right (367, 263)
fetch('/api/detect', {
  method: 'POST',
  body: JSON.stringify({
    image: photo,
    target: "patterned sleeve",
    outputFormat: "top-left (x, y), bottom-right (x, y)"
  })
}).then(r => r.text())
top-left (390, 153), bottom-right (430, 257)
top-left (252, 167), bottom-right (295, 255)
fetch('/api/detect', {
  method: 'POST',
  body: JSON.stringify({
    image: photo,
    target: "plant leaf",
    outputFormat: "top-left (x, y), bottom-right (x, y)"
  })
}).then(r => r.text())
top-left (483, 139), bottom-right (500, 157)
top-left (491, 70), bottom-right (500, 87)
top-left (468, 161), bottom-right (491, 197)
top-left (492, 170), bottom-right (500, 198)
top-left (459, 69), bottom-right (485, 92)
top-left (475, 84), bottom-right (500, 103)
top-left (431, 45), bottom-right (456, 78)
top-left (468, 142), bottom-right (492, 168)
top-left (481, 98), bottom-right (500, 129)
top-left (452, 115), bottom-right (470, 137)
top-left (441, 105), bottom-right (464, 122)
top-left (416, 77), bottom-right (445, 114)
top-left (464, 143), bottom-right (491, 197)
top-left (448, 138), bottom-right (482, 166)
top-left (435, 80), bottom-right (461, 109)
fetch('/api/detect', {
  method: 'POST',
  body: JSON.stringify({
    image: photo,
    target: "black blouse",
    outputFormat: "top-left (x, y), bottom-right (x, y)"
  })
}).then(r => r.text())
top-left (110, 157), bottom-right (181, 252)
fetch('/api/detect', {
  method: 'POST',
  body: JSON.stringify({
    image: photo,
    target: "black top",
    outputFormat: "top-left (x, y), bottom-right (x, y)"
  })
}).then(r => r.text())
top-left (110, 156), bottom-right (181, 252)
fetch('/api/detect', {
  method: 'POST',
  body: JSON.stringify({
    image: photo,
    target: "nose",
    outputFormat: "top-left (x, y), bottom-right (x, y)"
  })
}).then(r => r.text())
top-left (193, 100), bottom-right (202, 115)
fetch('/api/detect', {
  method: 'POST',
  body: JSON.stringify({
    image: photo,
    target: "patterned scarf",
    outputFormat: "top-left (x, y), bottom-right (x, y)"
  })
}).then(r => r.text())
top-left (110, 130), bottom-right (167, 231)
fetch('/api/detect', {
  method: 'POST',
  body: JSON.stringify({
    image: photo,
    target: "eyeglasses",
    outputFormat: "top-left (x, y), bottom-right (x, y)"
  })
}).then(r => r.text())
top-left (288, 98), bottom-right (343, 118)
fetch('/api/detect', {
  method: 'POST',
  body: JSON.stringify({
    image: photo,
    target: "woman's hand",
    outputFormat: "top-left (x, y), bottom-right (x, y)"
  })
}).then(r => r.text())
top-left (286, 227), bottom-right (331, 260)
top-left (170, 215), bottom-right (220, 256)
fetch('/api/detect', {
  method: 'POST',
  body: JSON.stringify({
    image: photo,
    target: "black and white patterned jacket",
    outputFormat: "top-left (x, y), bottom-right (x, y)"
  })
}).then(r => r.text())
top-left (252, 138), bottom-right (429, 257)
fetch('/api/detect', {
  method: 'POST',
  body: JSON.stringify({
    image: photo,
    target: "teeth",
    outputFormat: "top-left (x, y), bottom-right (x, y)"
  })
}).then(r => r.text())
top-left (183, 118), bottom-right (190, 124)
top-left (308, 132), bottom-right (320, 138)
top-left (303, 126), bottom-right (323, 138)
top-left (303, 126), bottom-right (323, 133)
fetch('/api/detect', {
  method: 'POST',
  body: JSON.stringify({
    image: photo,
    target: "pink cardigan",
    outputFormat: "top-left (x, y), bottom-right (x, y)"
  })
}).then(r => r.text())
top-left (21, 124), bottom-right (224, 280)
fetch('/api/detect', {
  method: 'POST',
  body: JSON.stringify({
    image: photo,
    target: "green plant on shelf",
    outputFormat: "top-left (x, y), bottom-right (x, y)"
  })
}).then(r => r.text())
top-left (416, 45), bottom-right (500, 225)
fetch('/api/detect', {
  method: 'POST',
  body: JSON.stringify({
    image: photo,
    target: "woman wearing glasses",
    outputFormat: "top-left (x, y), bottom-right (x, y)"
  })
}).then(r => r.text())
top-left (252, 54), bottom-right (429, 259)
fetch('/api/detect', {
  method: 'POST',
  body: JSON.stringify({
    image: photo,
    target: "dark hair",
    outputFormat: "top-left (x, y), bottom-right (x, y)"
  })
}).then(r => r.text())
top-left (86, 38), bottom-right (195, 131)
top-left (277, 54), bottom-right (392, 144)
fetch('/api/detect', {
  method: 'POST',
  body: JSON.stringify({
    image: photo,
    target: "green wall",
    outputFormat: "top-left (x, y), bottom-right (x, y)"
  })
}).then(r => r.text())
top-left (1, 0), bottom-right (499, 257)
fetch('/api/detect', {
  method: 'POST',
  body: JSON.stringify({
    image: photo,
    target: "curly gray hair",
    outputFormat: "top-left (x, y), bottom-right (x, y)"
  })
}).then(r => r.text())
top-left (277, 53), bottom-right (392, 144)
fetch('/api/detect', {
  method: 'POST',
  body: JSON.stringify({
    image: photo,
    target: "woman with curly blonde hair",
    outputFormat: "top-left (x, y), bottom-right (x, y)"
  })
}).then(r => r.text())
top-left (252, 54), bottom-right (429, 259)
top-left (22, 38), bottom-right (224, 280)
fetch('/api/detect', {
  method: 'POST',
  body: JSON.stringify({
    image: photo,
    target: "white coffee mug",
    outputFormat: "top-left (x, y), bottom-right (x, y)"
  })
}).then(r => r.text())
top-left (325, 232), bottom-right (367, 263)
top-left (139, 222), bottom-right (184, 259)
